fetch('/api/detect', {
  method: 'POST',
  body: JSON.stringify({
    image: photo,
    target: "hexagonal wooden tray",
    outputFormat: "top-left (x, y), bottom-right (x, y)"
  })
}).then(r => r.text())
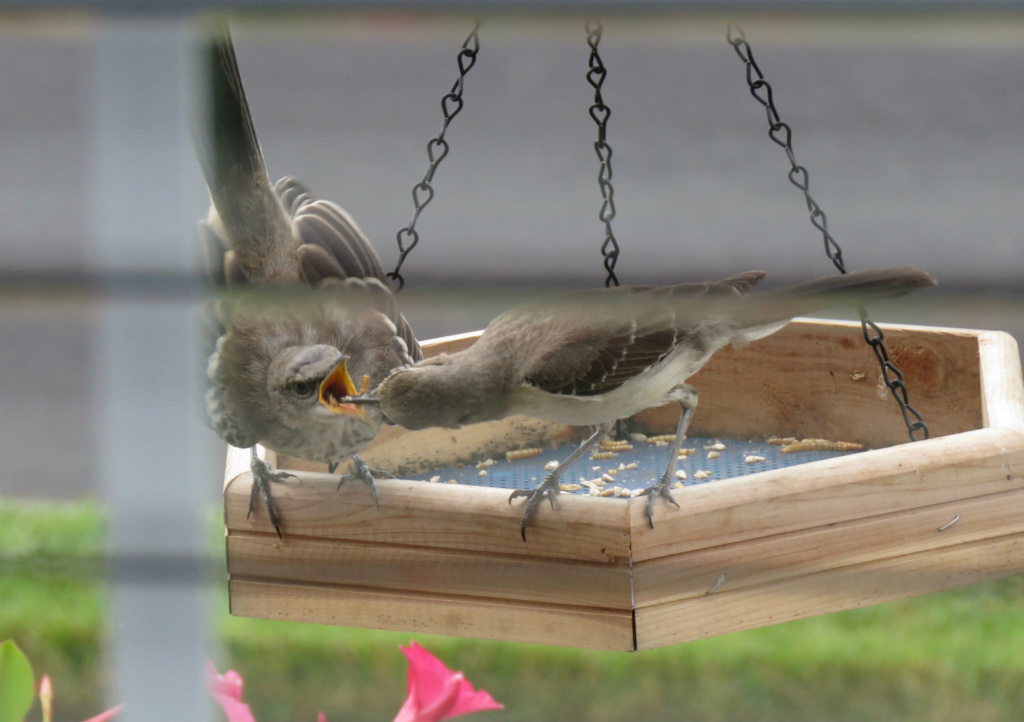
top-left (223, 318), bottom-right (1024, 651)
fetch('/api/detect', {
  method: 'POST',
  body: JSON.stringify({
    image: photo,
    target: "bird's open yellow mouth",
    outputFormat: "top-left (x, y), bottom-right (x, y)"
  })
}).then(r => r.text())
top-left (319, 360), bottom-right (368, 417)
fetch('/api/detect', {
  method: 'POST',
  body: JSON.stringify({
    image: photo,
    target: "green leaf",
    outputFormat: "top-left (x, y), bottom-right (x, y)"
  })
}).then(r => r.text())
top-left (0, 640), bottom-right (35, 722)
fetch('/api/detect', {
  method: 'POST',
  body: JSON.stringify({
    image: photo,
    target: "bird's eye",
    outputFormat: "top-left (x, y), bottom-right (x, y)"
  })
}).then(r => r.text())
top-left (290, 380), bottom-right (316, 398)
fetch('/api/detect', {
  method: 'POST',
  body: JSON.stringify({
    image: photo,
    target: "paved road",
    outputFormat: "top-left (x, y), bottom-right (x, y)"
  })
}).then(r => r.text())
top-left (1, 13), bottom-right (1021, 498)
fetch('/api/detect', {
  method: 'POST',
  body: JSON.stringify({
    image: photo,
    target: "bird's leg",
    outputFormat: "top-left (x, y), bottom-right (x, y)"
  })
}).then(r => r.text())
top-left (248, 446), bottom-right (296, 540)
top-left (335, 454), bottom-right (392, 508)
top-left (509, 426), bottom-right (608, 541)
top-left (639, 384), bottom-right (698, 528)
top-left (611, 417), bottom-right (634, 442)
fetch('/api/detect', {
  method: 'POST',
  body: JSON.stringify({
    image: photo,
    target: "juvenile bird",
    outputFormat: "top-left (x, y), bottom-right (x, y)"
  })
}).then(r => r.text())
top-left (341, 267), bottom-right (936, 538)
top-left (197, 23), bottom-right (420, 537)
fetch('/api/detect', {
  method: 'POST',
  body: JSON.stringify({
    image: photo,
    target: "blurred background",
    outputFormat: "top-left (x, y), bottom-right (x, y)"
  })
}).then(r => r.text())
top-left (1, 4), bottom-right (1022, 721)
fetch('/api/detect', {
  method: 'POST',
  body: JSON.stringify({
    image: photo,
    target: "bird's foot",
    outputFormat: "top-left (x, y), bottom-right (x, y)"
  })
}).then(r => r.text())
top-left (335, 455), bottom-right (390, 508)
top-left (638, 473), bottom-right (681, 529)
top-left (248, 456), bottom-right (296, 539)
top-left (508, 473), bottom-right (562, 541)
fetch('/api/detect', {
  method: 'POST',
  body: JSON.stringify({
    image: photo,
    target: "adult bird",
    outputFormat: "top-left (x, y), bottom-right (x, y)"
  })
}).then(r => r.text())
top-left (340, 267), bottom-right (936, 538)
top-left (196, 22), bottom-right (421, 537)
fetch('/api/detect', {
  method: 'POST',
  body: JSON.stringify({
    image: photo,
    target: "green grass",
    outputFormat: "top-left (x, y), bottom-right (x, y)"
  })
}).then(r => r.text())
top-left (3, 499), bottom-right (1024, 721)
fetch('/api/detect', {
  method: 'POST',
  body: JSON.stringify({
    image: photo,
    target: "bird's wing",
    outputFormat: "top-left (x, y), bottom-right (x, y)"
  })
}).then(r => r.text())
top-left (498, 273), bottom-right (767, 397)
top-left (198, 220), bottom-right (250, 286)
top-left (317, 277), bottom-right (422, 366)
top-left (519, 320), bottom-right (681, 397)
top-left (284, 182), bottom-right (421, 363)
top-left (278, 176), bottom-right (389, 282)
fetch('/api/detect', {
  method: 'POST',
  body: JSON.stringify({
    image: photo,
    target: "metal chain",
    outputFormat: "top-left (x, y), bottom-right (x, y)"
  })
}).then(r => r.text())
top-left (726, 23), bottom-right (929, 442)
top-left (387, 21), bottom-right (481, 291)
top-left (585, 20), bottom-right (621, 288)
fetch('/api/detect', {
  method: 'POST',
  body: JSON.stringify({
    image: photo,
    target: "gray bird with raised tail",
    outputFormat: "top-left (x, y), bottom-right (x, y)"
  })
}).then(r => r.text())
top-left (341, 267), bottom-right (936, 539)
top-left (197, 21), bottom-right (420, 537)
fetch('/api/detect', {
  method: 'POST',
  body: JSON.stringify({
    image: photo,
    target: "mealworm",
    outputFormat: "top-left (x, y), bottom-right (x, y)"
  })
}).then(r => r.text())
top-left (505, 447), bottom-right (543, 462)
top-left (599, 439), bottom-right (634, 450)
top-left (591, 451), bottom-right (616, 460)
top-left (780, 439), bottom-right (864, 453)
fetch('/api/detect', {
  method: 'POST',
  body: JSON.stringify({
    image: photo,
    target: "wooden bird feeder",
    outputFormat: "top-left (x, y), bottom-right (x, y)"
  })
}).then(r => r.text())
top-left (223, 318), bottom-right (1024, 651)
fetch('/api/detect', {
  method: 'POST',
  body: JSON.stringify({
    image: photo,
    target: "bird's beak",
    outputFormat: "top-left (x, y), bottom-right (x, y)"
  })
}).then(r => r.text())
top-left (319, 359), bottom-right (368, 417)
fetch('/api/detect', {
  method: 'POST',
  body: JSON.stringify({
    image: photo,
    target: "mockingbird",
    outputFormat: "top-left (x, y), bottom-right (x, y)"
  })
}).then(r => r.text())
top-left (341, 267), bottom-right (936, 538)
top-left (197, 23), bottom-right (420, 537)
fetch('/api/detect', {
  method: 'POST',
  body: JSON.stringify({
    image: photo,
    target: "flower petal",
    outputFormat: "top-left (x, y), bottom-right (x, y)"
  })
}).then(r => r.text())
top-left (40, 674), bottom-right (54, 722)
top-left (393, 642), bottom-right (502, 722)
top-left (206, 660), bottom-right (245, 702)
top-left (81, 703), bottom-right (124, 722)
top-left (206, 660), bottom-right (256, 722)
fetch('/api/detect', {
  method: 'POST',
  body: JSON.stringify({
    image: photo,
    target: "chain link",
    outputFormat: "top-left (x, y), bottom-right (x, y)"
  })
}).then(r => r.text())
top-left (726, 23), bottom-right (929, 442)
top-left (585, 20), bottom-right (621, 288)
top-left (387, 21), bottom-right (481, 291)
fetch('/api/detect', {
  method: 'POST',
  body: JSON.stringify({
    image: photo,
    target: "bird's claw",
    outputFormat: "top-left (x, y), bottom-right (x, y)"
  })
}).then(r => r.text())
top-left (508, 474), bottom-right (561, 541)
top-left (336, 455), bottom-right (388, 508)
top-left (248, 456), bottom-right (295, 539)
top-left (639, 475), bottom-right (681, 529)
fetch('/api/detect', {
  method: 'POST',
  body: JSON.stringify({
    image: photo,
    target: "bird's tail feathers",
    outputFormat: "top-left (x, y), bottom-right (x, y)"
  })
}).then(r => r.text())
top-left (734, 266), bottom-right (937, 333)
top-left (197, 20), bottom-right (265, 199)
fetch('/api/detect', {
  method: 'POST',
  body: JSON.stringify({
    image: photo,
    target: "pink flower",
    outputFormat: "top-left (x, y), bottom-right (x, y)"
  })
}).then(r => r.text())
top-left (81, 705), bottom-right (125, 722)
top-left (207, 660), bottom-right (256, 722)
top-left (392, 642), bottom-right (503, 722)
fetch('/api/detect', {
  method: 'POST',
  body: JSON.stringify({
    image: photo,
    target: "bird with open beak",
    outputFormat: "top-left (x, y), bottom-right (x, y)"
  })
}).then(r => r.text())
top-left (197, 22), bottom-right (420, 537)
top-left (341, 267), bottom-right (936, 539)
